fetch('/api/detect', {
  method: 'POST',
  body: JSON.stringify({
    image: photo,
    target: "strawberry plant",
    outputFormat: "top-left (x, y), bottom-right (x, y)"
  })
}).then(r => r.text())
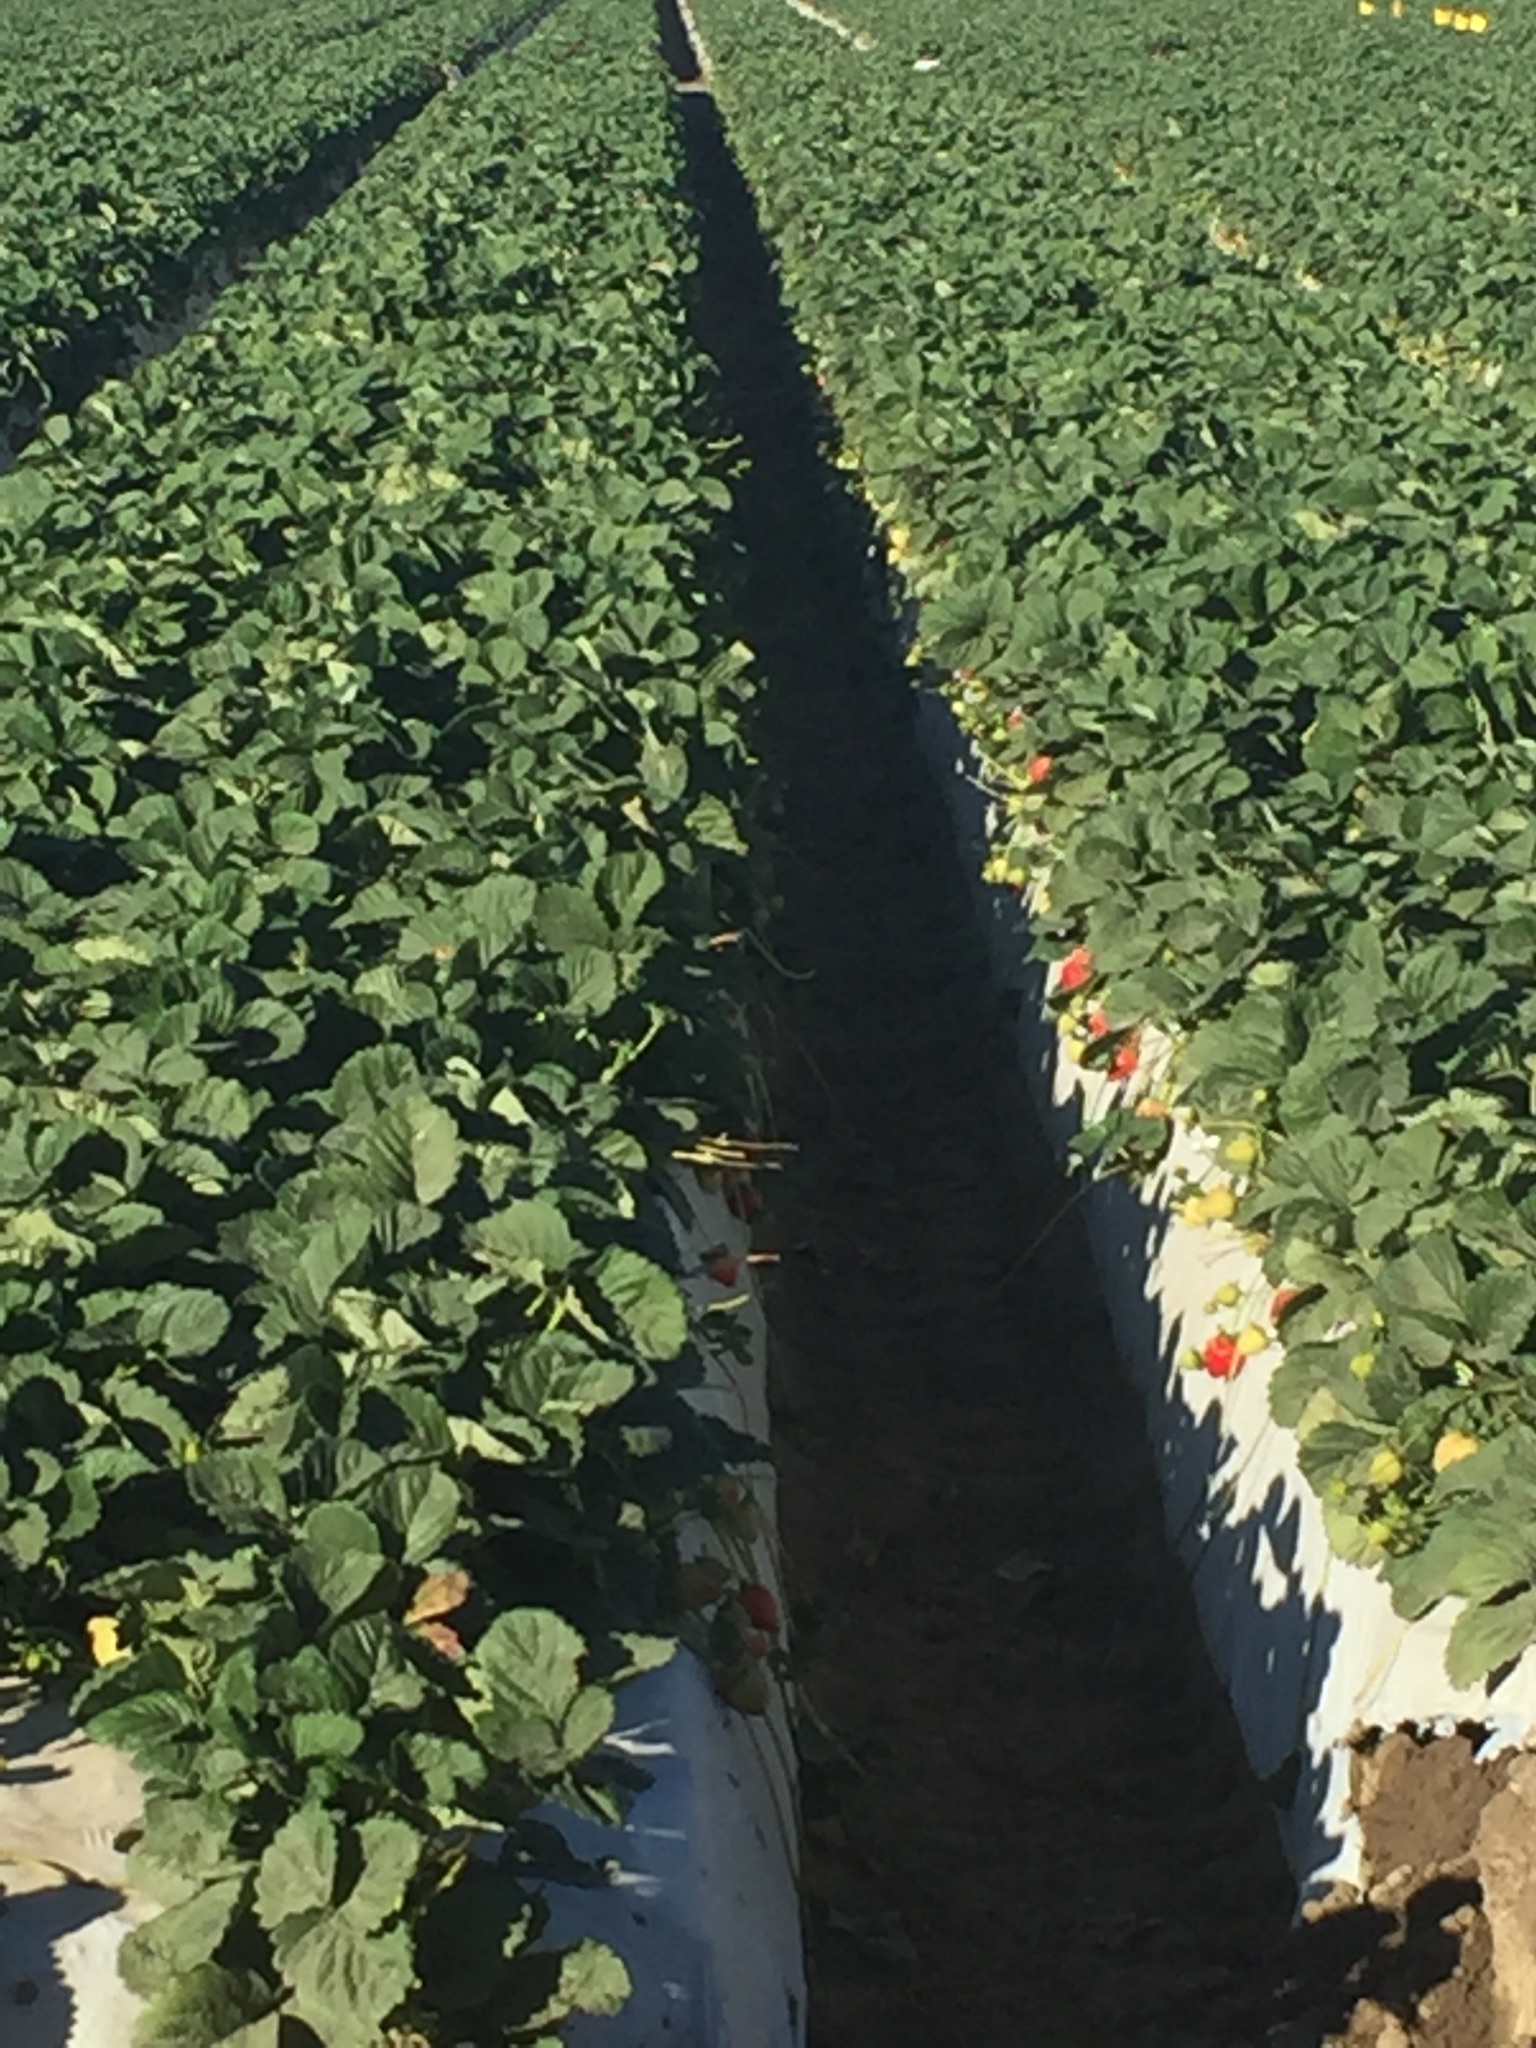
top-left (695, 0), bottom-right (1536, 1688)
top-left (0, 1), bottom-right (768, 2039)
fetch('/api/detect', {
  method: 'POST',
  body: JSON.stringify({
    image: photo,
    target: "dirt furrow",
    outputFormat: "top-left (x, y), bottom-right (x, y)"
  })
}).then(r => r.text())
top-left (665, 55), bottom-right (1298, 2048)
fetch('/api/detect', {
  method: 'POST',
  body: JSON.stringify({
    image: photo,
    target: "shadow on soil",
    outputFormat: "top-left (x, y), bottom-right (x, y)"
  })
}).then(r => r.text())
top-left (914, 692), bottom-right (1351, 1886)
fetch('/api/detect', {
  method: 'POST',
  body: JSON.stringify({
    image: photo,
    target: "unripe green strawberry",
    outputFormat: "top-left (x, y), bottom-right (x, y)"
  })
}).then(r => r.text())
top-left (1434, 1429), bottom-right (1479, 1473)
top-left (1368, 1447), bottom-right (1404, 1489)
top-left (723, 1498), bottom-right (764, 1542)
top-left (706, 1476), bottom-right (764, 1542)
top-left (717, 1657), bottom-right (771, 1714)
top-left (675, 1556), bottom-right (731, 1610)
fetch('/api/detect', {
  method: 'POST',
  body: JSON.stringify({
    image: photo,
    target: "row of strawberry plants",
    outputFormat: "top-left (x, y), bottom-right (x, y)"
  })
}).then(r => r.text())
top-left (0, 4), bottom-right (766, 2043)
top-left (0, 0), bottom-right (413, 92)
top-left (0, 0), bottom-right (546, 413)
top-left (693, 0), bottom-right (1536, 1687)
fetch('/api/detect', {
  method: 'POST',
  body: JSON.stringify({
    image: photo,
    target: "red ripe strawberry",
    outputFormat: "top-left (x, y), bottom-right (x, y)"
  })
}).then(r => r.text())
top-left (1059, 946), bottom-right (1093, 993)
top-left (706, 1251), bottom-right (742, 1287)
top-left (1109, 1037), bottom-right (1140, 1082)
top-left (414, 1620), bottom-right (467, 1662)
top-left (1026, 753), bottom-right (1053, 785)
top-left (1203, 1332), bottom-right (1240, 1379)
top-left (738, 1582), bottom-right (781, 1634)
top-left (1270, 1286), bottom-right (1303, 1326)
top-left (1087, 1006), bottom-right (1111, 1039)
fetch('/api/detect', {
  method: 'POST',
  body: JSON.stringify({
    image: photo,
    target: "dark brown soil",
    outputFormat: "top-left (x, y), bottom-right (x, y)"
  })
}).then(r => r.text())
top-left (1357, 1730), bottom-right (1506, 1881)
top-left (664, 31), bottom-right (1521, 2048)
top-left (1276, 1732), bottom-right (1505, 2048)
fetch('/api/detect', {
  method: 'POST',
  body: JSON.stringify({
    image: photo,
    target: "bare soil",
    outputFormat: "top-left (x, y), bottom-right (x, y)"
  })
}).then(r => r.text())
top-left (1277, 1732), bottom-right (1504, 2048)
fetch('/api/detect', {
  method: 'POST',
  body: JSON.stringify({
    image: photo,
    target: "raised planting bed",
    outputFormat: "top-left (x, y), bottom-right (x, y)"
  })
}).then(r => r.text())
top-left (0, 1182), bottom-right (801, 2048)
top-left (689, 0), bottom-right (1536, 1895)
top-left (915, 690), bottom-right (1536, 1895)
top-left (0, 0), bottom-right (803, 2038)
top-left (0, 0), bottom-right (549, 431)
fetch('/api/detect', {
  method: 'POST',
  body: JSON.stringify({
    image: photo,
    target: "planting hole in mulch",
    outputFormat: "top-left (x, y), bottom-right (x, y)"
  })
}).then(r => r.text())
top-left (661, 19), bottom-right (1536, 2048)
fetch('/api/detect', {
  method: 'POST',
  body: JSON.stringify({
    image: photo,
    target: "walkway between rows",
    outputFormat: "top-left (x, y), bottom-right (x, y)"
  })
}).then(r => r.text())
top-left (664, 39), bottom-right (1299, 2048)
